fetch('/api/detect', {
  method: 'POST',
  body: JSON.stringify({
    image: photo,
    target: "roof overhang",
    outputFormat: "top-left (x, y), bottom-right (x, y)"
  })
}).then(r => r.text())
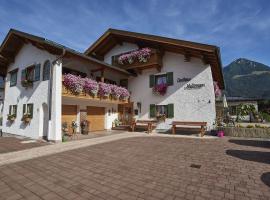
top-left (0, 29), bottom-right (130, 77)
top-left (85, 29), bottom-right (225, 89)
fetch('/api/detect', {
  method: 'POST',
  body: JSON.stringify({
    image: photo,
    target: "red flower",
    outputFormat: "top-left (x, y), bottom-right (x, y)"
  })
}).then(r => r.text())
top-left (153, 83), bottom-right (167, 96)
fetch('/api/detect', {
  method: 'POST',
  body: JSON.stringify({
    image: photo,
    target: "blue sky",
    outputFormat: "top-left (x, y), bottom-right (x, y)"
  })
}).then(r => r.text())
top-left (0, 0), bottom-right (270, 66)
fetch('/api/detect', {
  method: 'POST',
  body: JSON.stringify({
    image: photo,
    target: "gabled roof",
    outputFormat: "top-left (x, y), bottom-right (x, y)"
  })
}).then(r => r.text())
top-left (85, 28), bottom-right (225, 89)
top-left (0, 29), bottom-right (130, 76)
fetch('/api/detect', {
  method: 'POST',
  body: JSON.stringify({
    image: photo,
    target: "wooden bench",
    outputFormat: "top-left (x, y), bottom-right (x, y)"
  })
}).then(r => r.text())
top-left (131, 120), bottom-right (157, 134)
top-left (171, 121), bottom-right (207, 137)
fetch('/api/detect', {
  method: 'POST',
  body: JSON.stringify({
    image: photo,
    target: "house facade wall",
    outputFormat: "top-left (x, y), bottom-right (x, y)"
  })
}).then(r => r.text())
top-left (104, 43), bottom-right (217, 130)
top-left (2, 43), bottom-right (56, 139)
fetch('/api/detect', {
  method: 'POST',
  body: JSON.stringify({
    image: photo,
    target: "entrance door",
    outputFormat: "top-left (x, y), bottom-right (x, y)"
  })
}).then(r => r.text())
top-left (87, 106), bottom-right (105, 132)
top-left (118, 103), bottom-right (133, 125)
top-left (62, 105), bottom-right (77, 133)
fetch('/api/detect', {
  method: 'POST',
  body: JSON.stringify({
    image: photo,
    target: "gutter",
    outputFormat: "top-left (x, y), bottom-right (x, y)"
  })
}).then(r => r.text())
top-left (48, 49), bottom-right (66, 120)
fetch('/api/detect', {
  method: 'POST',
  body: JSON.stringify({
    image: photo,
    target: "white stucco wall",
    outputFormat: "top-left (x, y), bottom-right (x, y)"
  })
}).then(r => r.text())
top-left (105, 44), bottom-right (217, 130)
top-left (62, 97), bottom-right (118, 130)
top-left (2, 43), bottom-right (56, 139)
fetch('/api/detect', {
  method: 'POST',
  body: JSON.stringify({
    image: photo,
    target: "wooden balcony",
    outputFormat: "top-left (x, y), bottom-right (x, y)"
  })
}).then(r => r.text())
top-left (62, 86), bottom-right (129, 104)
top-left (112, 48), bottom-right (163, 72)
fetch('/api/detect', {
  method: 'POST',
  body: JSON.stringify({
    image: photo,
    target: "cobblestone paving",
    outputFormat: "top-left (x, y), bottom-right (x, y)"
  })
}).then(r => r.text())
top-left (0, 137), bottom-right (270, 200)
top-left (0, 136), bottom-right (48, 154)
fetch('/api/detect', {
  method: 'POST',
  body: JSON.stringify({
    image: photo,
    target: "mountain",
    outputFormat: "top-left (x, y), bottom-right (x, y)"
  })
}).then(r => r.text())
top-left (223, 58), bottom-right (270, 99)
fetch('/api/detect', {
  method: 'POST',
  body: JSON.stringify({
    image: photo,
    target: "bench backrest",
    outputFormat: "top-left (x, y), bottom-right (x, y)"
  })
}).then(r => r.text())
top-left (136, 120), bottom-right (158, 124)
top-left (172, 121), bottom-right (207, 126)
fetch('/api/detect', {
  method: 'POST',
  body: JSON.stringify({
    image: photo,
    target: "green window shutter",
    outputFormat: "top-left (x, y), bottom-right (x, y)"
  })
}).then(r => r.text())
top-left (14, 105), bottom-right (17, 117)
top-left (166, 72), bottom-right (174, 86)
top-left (21, 69), bottom-right (26, 81)
top-left (28, 104), bottom-right (34, 118)
top-left (167, 104), bottom-right (174, 118)
top-left (149, 104), bottom-right (156, 118)
top-left (149, 75), bottom-right (155, 88)
top-left (23, 104), bottom-right (26, 115)
top-left (9, 105), bottom-right (12, 115)
top-left (34, 64), bottom-right (41, 81)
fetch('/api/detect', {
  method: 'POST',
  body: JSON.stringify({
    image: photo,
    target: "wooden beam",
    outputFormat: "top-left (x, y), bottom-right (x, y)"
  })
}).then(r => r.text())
top-left (184, 52), bottom-right (191, 62)
top-left (91, 67), bottom-right (105, 73)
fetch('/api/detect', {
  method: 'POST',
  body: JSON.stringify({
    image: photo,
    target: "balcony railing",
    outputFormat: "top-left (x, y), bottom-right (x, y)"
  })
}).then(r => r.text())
top-left (112, 48), bottom-right (163, 71)
top-left (62, 86), bottom-right (129, 104)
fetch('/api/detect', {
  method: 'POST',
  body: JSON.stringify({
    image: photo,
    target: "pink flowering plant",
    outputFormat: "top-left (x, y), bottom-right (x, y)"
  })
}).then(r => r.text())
top-left (110, 84), bottom-right (122, 99)
top-left (98, 82), bottom-right (112, 98)
top-left (118, 48), bottom-right (151, 65)
top-left (214, 82), bottom-right (222, 97)
top-left (153, 83), bottom-right (168, 96)
top-left (63, 74), bottom-right (84, 95)
top-left (84, 78), bottom-right (99, 96)
top-left (119, 87), bottom-right (130, 100)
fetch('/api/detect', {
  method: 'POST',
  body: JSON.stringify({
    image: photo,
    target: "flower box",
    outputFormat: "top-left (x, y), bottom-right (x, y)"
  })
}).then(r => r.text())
top-left (7, 114), bottom-right (16, 121)
top-left (112, 48), bottom-right (163, 70)
top-left (21, 79), bottom-right (33, 88)
top-left (22, 113), bottom-right (32, 123)
top-left (62, 74), bottom-right (130, 104)
top-left (153, 83), bottom-right (168, 96)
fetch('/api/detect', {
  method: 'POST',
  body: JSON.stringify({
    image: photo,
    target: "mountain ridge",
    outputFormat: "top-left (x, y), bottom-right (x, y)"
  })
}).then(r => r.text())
top-left (223, 58), bottom-right (270, 99)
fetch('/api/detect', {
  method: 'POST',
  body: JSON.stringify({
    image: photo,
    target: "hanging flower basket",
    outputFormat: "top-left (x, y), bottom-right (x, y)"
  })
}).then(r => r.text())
top-left (156, 114), bottom-right (166, 122)
top-left (63, 74), bottom-right (84, 95)
top-left (98, 82), bottom-right (111, 98)
top-left (21, 79), bottom-right (33, 88)
top-left (118, 48), bottom-right (151, 65)
top-left (153, 83), bottom-right (168, 96)
top-left (84, 78), bottom-right (99, 97)
top-left (22, 113), bottom-right (31, 123)
top-left (7, 114), bottom-right (16, 121)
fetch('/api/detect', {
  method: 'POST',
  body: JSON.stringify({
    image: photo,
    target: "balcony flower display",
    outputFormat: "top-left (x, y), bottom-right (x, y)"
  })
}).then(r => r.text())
top-left (84, 78), bottom-right (99, 97)
top-left (153, 83), bottom-right (168, 96)
top-left (118, 48), bottom-right (151, 65)
top-left (110, 84), bottom-right (122, 99)
top-left (63, 74), bottom-right (84, 95)
top-left (119, 87), bottom-right (130, 100)
top-left (98, 82), bottom-right (111, 98)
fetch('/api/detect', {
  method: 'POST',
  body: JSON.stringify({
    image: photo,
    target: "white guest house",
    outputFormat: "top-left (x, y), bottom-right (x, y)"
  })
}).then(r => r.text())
top-left (0, 29), bottom-right (224, 142)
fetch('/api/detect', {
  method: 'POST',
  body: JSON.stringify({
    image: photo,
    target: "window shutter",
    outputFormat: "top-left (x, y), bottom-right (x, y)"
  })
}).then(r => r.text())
top-left (149, 75), bottom-right (155, 88)
top-left (9, 105), bottom-right (12, 115)
top-left (21, 69), bottom-right (26, 82)
top-left (28, 104), bottom-right (34, 118)
top-left (14, 105), bottom-right (17, 117)
top-left (166, 72), bottom-right (174, 86)
top-left (23, 104), bottom-right (26, 115)
top-left (167, 104), bottom-right (174, 118)
top-left (34, 64), bottom-right (41, 81)
top-left (149, 104), bottom-right (156, 118)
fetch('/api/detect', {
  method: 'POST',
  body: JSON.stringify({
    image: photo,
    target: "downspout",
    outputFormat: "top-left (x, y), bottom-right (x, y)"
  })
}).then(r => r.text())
top-left (48, 49), bottom-right (66, 120)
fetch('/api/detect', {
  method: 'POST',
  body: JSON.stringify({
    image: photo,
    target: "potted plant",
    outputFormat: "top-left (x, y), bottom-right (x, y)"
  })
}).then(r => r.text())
top-left (7, 114), bottom-right (16, 122)
top-left (80, 120), bottom-right (89, 135)
top-left (22, 113), bottom-right (31, 123)
top-left (71, 121), bottom-right (78, 134)
top-left (21, 79), bottom-right (33, 88)
top-left (62, 122), bottom-right (69, 134)
top-left (98, 82), bottom-right (111, 99)
top-left (153, 83), bottom-right (168, 96)
top-left (156, 113), bottom-right (166, 122)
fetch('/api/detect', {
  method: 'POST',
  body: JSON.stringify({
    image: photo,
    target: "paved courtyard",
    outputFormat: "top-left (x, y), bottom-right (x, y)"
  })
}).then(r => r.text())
top-left (0, 136), bottom-right (270, 200)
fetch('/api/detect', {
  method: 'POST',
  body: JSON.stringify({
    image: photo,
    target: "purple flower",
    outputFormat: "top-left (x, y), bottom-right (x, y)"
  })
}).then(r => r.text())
top-left (63, 74), bottom-right (84, 95)
top-left (153, 83), bottom-right (167, 96)
top-left (111, 84), bottom-right (122, 99)
top-left (118, 48), bottom-right (151, 64)
top-left (98, 82), bottom-right (111, 97)
top-left (84, 78), bottom-right (99, 96)
top-left (119, 87), bottom-right (130, 100)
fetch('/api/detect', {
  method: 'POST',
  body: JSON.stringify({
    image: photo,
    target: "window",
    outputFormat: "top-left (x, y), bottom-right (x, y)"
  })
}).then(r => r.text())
top-left (22, 103), bottom-right (34, 118)
top-left (149, 72), bottom-right (173, 88)
top-left (9, 69), bottom-right (18, 87)
top-left (150, 103), bottom-right (174, 118)
top-left (8, 105), bottom-right (17, 117)
top-left (43, 60), bottom-right (51, 81)
top-left (21, 64), bottom-right (41, 85)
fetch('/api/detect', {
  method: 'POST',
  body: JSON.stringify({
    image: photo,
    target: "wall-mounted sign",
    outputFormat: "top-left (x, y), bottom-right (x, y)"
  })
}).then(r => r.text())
top-left (184, 83), bottom-right (205, 90)
top-left (177, 77), bottom-right (191, 83)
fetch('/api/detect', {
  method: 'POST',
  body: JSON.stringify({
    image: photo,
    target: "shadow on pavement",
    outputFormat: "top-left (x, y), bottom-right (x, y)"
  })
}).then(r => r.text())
top-left (226, 149), bottom-right (270, 164)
